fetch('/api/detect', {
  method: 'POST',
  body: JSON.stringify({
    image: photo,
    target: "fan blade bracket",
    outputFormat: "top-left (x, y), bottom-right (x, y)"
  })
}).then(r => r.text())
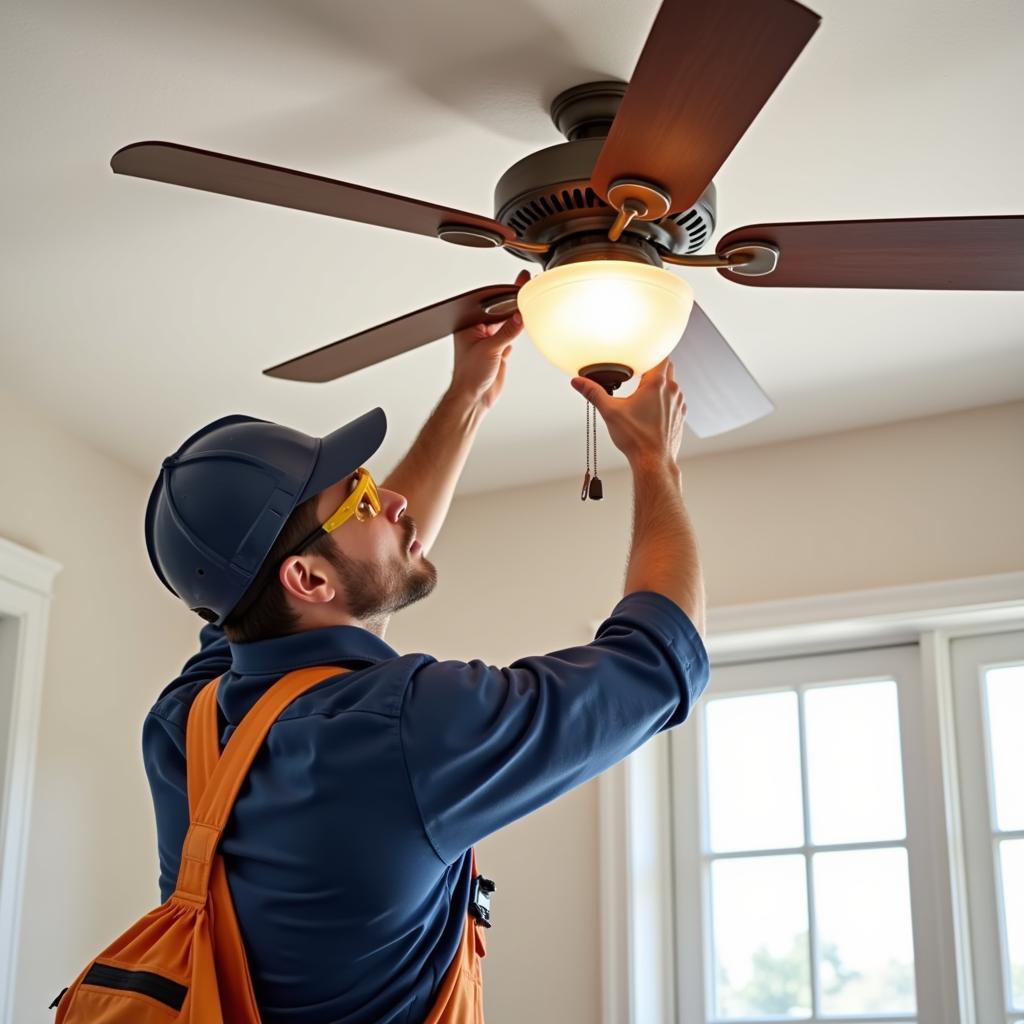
top-left (606, 180), bottom-right (672, 220)
top-left (436, 223), bottom-right (551, 256)
top-left (606, 180), bottom-right (673, 242)
top-left (717, 242), bottom-right (780, 277)
top-left (480, 294), bottom-right (520, 317)
top-left (436, 223), bottom-right (507, 248)
top-left (660, 243), bottom-right (777, 273)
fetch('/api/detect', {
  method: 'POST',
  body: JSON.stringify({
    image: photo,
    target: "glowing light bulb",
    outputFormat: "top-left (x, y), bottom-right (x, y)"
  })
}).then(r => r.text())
top-left (517, 260), bottom-right (694, 380)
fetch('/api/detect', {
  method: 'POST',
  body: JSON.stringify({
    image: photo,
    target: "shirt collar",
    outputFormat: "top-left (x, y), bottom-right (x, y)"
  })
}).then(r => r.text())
top-left (229, 624), bottom-right (401, 677)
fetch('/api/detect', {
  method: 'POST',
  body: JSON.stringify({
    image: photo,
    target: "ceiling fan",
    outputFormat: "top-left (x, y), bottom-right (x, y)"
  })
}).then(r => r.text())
top-left (110, 0), bottom-right (1024, 439)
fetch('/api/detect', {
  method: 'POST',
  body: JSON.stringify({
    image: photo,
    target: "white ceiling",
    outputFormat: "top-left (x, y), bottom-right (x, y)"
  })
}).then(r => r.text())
top-left (2, 0), bottom-right (1022, 496)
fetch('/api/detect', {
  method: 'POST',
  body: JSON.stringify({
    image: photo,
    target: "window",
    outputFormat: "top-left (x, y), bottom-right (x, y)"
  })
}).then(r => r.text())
top-left (951, 630), bottom-right (1024, 1024)
top-left (673, 645), bottom-right (952, 1024)
top-left (598, 577), bottom-right (1024, 1024)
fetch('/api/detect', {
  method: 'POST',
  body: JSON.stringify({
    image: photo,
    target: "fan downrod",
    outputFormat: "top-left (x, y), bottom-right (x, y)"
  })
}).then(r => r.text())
top-left (549, 81), bottom-right (628, 141)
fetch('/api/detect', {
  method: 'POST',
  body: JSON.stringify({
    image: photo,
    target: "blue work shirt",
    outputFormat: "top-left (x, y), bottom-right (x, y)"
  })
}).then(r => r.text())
top-left (143, 590), bottom-right (709, 1024)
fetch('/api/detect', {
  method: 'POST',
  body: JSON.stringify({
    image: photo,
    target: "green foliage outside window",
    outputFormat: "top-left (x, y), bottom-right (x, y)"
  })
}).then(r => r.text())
top-left (716, 932), bottom-right (915, 1018)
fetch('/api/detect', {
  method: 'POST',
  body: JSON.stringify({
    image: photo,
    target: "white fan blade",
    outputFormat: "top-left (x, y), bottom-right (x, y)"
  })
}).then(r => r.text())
top-left (671, 302), bottom-right (774, 438)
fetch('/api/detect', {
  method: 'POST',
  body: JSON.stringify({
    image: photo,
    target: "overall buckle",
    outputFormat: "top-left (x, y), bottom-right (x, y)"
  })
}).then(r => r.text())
top-left (469, 875), bottom-right (496, 928)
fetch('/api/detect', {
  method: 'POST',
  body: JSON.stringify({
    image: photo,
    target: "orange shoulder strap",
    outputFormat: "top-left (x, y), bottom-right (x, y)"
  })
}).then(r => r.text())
top-left (184, 677), bottom-right (221, 815)
top-left (174, 665), bottom-right (350, 902)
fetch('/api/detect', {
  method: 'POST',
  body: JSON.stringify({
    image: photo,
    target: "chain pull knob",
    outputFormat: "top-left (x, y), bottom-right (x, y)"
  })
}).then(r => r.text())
top-left (579, 390), bottom-right (605, 501)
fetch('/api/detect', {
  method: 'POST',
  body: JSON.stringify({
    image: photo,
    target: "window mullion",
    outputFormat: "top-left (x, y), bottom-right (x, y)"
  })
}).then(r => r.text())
top-left (992, 834), bottom-right (1016, 1016)
top-left (797, 685), bottom-right (821, 1018)
top-left (702, 837), bottom-right (908, 860)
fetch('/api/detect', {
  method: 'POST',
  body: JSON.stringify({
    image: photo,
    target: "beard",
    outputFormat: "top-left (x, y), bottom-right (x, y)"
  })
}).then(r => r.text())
top-left (324, 538), bottom-right (437, 622)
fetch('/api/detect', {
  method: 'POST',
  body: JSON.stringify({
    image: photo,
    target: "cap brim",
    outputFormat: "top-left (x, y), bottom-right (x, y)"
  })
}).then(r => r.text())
top-left (300, 406), bottom-right (388, 503)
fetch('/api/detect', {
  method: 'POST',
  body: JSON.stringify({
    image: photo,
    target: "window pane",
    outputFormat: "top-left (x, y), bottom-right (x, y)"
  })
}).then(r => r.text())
top-left (1000, 839), bottom-right (1024, 1010)
top-left (706, 692), bottom-right (803, 852)
top-left (710, 854), bottom-right (810, 1019)
top-left (986, 665), bottom-right (1024, 832)
top-left (805, 680), bottom-right (906, 845)
top-left (814, 848), bottom-right (916, 1014)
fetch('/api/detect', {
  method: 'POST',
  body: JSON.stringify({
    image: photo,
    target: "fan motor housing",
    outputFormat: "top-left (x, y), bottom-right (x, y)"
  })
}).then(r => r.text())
top-left (494, 138), bottom-right (716, 266)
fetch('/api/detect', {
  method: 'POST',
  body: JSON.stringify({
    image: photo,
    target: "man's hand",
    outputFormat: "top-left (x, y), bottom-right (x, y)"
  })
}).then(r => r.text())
top-left (450, 269), bottom-right (531, 411)
top-left (571, 356), bottom-right (686, 467)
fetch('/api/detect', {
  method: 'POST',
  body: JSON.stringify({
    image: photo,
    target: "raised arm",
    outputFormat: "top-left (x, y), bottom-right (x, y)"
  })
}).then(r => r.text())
top-left (572, 357), bottom-right (705, 635)
top-left (400, 357), bottom-right (707, 862)
top-left (625, 455), bottom-right (705, 635)
top-left (380, 271), bottom-right (529, 556)
top-left (401, 590), bottom-right (708, 862)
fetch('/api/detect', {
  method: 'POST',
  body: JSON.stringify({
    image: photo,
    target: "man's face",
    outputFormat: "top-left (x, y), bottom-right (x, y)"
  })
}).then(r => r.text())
top-left (312, 471), bottom-right (437, 621)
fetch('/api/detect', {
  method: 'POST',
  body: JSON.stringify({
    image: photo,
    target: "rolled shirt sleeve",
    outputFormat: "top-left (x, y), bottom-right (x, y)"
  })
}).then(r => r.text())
top-left (400, 590), bottom-right (709, 864)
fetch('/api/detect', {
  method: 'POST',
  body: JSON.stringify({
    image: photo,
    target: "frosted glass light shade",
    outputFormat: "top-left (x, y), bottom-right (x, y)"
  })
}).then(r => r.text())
top-left (517, 260), bottom-right (694, 378)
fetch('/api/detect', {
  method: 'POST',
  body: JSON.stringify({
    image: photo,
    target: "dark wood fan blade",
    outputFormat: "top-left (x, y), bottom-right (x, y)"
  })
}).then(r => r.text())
top-left (264, 285), bottom-right (522, 383)
top-left (670, 303), bottom-right (773, 438)
top-left (718, 216), bottom-right (1024, 289)
top-left (590, 0), bottom-right (820, 214)
top-left (111, 142), bottom-right (514, 244)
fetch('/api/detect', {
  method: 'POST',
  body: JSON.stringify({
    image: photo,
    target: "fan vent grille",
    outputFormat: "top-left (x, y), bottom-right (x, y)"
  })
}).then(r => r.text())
top-left (498, 180), bottom-right (715, 257)
top-left (508, 186), bottom-right (607, 234)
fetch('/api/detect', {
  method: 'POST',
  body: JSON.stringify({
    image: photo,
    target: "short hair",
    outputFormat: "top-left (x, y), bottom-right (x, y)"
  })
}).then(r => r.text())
top-left (219, 493), bottom-right (335, 644)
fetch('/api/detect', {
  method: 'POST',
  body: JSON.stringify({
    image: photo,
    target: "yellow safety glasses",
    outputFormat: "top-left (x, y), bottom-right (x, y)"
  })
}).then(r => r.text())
top-left (283, 466), bottom-right (381, 559)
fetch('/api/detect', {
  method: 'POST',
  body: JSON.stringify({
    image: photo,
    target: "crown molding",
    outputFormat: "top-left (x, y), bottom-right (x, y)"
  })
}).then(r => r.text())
top-left (0, 536), bottom-right (62, 596)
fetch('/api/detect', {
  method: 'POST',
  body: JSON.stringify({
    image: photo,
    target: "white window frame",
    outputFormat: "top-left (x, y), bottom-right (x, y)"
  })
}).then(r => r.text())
top-left (0, 537), bottom-right (61, 1024)
top-left (676, 643), bottom-right (931, 1023)
top-left (595, 571), bottom-right (1024, 1024)
top-left (950, 629), bottom-right (1024, 1024)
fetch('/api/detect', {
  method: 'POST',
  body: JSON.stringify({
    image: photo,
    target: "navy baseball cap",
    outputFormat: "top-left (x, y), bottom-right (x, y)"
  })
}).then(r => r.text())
top-left (145, 407), bottom-right (387, 625)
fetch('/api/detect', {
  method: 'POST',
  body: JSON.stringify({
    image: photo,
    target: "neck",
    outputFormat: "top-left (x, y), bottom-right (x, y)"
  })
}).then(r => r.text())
top-left (293, 604), bottom-right (391, 638)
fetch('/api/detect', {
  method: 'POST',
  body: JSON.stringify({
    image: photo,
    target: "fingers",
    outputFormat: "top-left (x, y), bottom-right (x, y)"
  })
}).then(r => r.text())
top-left (494, 352), bottom-right (509, 390)
top-left (486, 309), bottom-right (525, 345)
top-left (569, 375), bottom-right (611, 412)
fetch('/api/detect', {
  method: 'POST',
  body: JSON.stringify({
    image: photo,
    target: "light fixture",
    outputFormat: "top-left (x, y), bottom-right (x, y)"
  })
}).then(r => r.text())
top-left (516, 254), bottom-right (693, 392)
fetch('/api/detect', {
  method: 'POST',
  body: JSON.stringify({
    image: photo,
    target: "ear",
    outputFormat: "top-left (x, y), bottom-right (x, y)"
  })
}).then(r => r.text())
top-left (278, 555), bottom-right (337, 607)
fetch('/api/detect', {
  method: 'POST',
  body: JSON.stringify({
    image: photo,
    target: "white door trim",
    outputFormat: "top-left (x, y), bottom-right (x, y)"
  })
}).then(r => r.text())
top-left (0, 537), bottom-right (61, 1024)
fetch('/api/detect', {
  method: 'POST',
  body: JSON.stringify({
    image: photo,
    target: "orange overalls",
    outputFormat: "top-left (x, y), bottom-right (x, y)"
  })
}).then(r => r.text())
top-left (188, 667), bottom-right (489, 1024)
top-left (53, 666), bottom-right (488, 1023)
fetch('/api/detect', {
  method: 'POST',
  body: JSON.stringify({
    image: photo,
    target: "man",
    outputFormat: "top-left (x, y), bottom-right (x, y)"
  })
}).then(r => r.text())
top-left (143, 294), bottom-right (708, 1023)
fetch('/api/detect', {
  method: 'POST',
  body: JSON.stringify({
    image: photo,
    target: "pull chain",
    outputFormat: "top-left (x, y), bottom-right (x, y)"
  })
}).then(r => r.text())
top-left (580, 395), bottom-right (604, 501)
top-left (588, 400), bottom-right (603, 500)
top-left (580, 399), bottom-right (591, 500)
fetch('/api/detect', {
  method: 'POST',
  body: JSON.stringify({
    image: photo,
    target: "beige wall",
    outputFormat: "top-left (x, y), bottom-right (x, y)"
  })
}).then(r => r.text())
top-left (0, 386), bottom-right (196, 1021)
top-left (2, 394), bottom-right (1021, 1022)
top-left (386, 399), bottom-right (1024, 1024)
